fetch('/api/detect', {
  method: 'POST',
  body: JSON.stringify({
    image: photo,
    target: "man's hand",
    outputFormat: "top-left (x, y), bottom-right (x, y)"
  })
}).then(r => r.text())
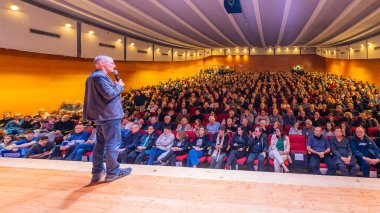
top-left (116, 79), bottom-right (125, 87)
top-left (118, 148), bottom-right (125, 153)
top-left (318, 152), bottom-right (324, 158)
top-left (261, 152), bottom-right (266, 158)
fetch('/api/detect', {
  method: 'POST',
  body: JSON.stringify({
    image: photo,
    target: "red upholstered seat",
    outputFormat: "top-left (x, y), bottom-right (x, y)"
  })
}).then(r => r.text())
top-left (284, 125), bottom-right (292, 135)
top-left (176, 154), bottom-right (188, 161)
top-left (83, 151), bottom-right (93, 157)
top-left (319, 163), bottom-right (327, 168)
top-left (185, 131), bottom-right (196, 141)
top-left (236, 157), bottom-right (247, 165)
top-left (199, 156), bottom-right (207, 163)
top-left (289, 135), bottom-right (307, 153)
top-left (367, 127), bottom-right (378, 137)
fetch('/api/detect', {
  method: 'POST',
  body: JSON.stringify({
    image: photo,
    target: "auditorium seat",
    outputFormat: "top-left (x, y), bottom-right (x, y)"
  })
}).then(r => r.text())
top-left (185, 131), bottom-right (196, 141)
top-left (176, 154), bottom-right (188, 162)
top-left (367, 127), bottom-right (378, 137)
top-left (284, 126), bottom-right (291, 135)
top-left (83, 151), bottom-right (93, 161)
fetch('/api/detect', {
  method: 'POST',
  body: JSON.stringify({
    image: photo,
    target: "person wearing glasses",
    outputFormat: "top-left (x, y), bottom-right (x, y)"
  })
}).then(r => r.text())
top-left (246, 127), bottom-right (268, 171)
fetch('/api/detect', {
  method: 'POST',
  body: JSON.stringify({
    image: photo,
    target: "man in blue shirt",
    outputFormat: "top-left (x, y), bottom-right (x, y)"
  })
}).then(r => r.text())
top-left (307, 127), bottom-right (337, 175)
top-left (84, 55), bottom-right (132, 183)
top-left (9, 130), bottom-right (38, 156)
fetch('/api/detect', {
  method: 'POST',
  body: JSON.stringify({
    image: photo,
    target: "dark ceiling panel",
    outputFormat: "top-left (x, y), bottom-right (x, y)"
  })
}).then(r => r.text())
top-left (299, 0), bottom-right (352, 45)
top-left (259, 0), bottom-right (287, 46)
top-left (281, 0), bottom-right (319, 46)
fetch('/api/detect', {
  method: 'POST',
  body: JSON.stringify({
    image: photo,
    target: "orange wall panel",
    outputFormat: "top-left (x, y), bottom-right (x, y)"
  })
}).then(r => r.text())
top-left (0, 49), bottom-right (201, 115)
top-left (325, 58), bottom-right (380, 85)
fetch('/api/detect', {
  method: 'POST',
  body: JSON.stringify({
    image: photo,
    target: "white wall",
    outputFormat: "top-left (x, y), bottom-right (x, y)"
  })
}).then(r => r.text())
top-left (154, 45), bottom-right (172, 62)
top-left (81, 23), bottom-right (124, 60)
top-left (336, 45), bottom-right (349, 59)
top-left (186, 50), bottom-right (197, 60)
top-left (368, 35), bottom-right (380, 59)
top-left (276, 47), bottom-right (300, 55)
top-left (173, 48), bottom-right (186, 61)
top-left (0, 1), bottom-right (76, 56)
top-left (250, 47), bottom-right (274, 55)
top-left (300, 47), bottom-right (316, 55)
top-left (212, 48), bottom-right (225, 56)
top-left (126, 38), bottom-right (152, 61)
top-left (349, 41), bottom-right (366, 59)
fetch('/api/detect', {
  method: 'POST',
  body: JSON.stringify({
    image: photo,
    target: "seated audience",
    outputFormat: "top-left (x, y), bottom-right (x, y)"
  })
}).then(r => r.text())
top-left (148, 126), bottom-right (175, 165)
top-left (307, 127), bottom-right (337, 175)
top-left (176, 117), bottom-right (193, 132)
top-left (206, 116), bottom-right (220, 134)
top-left (289, 121), bottom-right (303, 135)
top-left (155, 131), bottom-right (190, 166)
top-left (25, 135), bottom-right (54, 159)
top-left (350, 126), bottom-right (380, 177)
top-left (330, 127), bottom-right (359, 176)
top-left (66, 129), bottom-right (97, 161)
top-left (246, 127), bottom-right (268, 171)
top-left (225, 126), bottom-right (248, 170)
top-left (120, 124), bottom-right (143, 163)
top-left (128, 125), bottom-right (158, 164)
top-left (209, 126), bottom-right (229, 169)
top-left (187, 127), bottom-right (210, 168)
top-left (269, 128), bottom-right (290, 173)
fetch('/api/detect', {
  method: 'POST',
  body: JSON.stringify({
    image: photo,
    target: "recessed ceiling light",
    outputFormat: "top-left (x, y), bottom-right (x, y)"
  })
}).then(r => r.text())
top-left (64, 23), bottom-right (72, 28)
top-left (117, 39), bottom-right (122, 43)
top-left (10, 5), bottom-right (19, 11)
top-left (89, 31), bottom-right (94, 35)
top-left (156, 48), bottom-right (160, 51)
top-left (130, 42), bottom-right (134, 46)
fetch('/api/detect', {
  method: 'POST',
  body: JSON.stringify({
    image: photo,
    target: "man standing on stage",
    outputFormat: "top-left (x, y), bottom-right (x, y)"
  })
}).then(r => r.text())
top-left (84, 55), bottom-right (132, 183)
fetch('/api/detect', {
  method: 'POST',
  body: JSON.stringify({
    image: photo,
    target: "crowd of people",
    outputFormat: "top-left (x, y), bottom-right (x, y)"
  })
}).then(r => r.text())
top-left (1, 71), bottom-right (380, 177)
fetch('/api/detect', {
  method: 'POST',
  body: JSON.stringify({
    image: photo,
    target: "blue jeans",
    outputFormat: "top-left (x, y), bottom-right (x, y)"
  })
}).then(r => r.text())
top-left (66, 143), bottom-right (95, 161)
top-left (92, 119), bottom-right (121, 175)
top-left (187, 149), bottom-right (203, 167)
top-left (148, 147), bottom-right (166, 165)
top-left (359, 159), bottom-right (380, 177)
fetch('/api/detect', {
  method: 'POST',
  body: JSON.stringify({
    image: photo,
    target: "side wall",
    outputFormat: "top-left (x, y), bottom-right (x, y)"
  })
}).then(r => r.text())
top-left (0, 49), bottom-right (201, 115)
top-left (325, 58), bottom-right (380, 85)
top-left (203, 55), bottom-right (325, 72)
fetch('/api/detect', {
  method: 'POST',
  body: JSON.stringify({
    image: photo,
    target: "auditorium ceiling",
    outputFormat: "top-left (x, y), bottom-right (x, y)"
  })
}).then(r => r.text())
top-left (27, 0), bottom-right (380, 48)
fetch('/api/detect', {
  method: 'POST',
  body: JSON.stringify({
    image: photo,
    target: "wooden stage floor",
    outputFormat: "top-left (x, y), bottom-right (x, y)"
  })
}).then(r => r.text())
top-left (0, 158), bottom-right (379, 213)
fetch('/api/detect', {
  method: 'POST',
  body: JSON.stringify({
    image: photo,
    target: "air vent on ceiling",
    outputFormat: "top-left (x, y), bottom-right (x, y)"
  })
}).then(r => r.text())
top-left (137, 50), bottom-right (147, 53)
top-left (30, 28), bottom-right (60, 38)
top-left (99, 43), bottom-right (115, 48)
top-left (161, 53), bottom-right (168, 55)
top-left (354, 49), bottom-right (360, 53)
top-left (178, 54), bottom-right (183, 56)
top-left (374, 46), bottom-right (380, 50)
top-left (340, 52), bottom-right (346, 54)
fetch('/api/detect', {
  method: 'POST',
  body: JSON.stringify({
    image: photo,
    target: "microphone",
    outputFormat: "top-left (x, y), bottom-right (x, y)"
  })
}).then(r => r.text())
top-left (113, 70), bottom-right (120, 81)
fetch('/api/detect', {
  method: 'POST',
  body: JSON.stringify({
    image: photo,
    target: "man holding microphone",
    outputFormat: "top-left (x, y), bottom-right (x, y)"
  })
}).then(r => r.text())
top-left (84, 55), bottom-right (132, 183)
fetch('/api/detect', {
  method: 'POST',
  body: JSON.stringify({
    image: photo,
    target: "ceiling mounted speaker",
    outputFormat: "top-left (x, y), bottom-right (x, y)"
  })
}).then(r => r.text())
top-left (224, 0), bottom-right (242, 13)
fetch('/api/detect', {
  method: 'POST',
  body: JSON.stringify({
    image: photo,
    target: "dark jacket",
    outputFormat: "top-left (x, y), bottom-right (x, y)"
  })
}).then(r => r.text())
top-left (53, 120), bottom-right (76, 135)
top-left (247, 134), bottom-right (268, 153)
top-left (138, 132), bottom-right (159, 151)
top-left (350, 135), bottom-right (380, 160)
top-left (120, 131), bottom-right (143, 150)
top-left (172, 137), bottom-right (191, 155)
top-left (230, 134), bottom-right (249, 151)
top-left (210, 132), bottom-right (230, 155)
top-left (190, 135), bottom-right (210, 155)
top-left (83, 70), bottom-right (124, 122)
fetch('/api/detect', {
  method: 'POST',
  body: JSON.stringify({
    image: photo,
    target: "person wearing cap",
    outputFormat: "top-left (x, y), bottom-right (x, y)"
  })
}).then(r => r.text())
top-left (26, 135), bottom-right (54, 159)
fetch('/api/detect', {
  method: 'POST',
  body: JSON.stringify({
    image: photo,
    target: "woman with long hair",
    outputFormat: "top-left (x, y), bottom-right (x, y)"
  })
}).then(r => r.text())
top-left (269, 128), bottom-right (290, 173)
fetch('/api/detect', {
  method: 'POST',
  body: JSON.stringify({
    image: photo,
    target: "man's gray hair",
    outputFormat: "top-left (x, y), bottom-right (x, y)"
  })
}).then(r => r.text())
top-left (94, 55), bottom-right (113, 64)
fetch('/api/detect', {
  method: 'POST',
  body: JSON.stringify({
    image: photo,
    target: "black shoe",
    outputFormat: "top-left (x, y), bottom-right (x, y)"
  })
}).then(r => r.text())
top-left (91, 170), bottom-right (106, 182)
top-left (153, 160), bottom-right (162, 165)
top-left (105, 168), bottom-right (132, 183)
